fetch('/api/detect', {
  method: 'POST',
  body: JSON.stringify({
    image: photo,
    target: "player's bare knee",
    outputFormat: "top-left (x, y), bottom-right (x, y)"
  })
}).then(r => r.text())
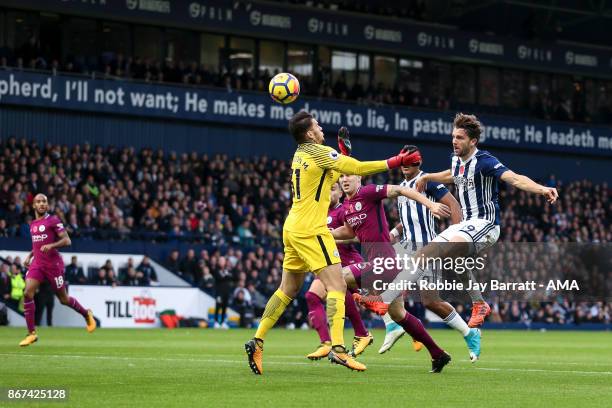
top-left (308, 280), bottom-right (326, 299)
top-left (24, 288), bottom-right (36, 300)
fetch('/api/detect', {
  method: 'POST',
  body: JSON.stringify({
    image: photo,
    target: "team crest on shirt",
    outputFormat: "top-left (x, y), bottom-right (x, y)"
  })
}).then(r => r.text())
top-left (327, 216), bottom-right (332, 224)
top-left (39, 225), bottom-right (46, 232)
top-left (355, 202), bottom-right (362, 211)
top-left (333, 250), bottom-right (340, 258)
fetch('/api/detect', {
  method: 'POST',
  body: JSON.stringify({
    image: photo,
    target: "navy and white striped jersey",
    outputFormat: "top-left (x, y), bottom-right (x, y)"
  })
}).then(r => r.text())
top-left (397, 171), bottom-right (449, 248)
top-left (451, 149), bottom-right (509, 225)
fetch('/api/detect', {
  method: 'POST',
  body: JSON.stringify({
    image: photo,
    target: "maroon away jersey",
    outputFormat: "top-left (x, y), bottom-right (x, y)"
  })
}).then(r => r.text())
top-left (328, 202), bottom-right (363, 266)
top-left (30, 214), bottom-right (65, 268)
top-left (343, 184), bottom-right (395, 261)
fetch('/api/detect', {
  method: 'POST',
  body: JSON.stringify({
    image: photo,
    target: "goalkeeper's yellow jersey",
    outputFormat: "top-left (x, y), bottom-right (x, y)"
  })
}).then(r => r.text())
top-left (283, 142), bottom-right (388, 235)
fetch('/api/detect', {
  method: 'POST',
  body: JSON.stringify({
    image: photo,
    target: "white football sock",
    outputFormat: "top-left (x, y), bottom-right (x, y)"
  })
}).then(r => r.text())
top-left (382, 313), bottom-right (394, 326)
top-left (443, 308), bottom-right (470, 337)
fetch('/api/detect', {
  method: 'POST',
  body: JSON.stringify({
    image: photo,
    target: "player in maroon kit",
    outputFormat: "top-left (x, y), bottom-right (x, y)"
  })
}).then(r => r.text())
top-left (331, 173), bottom-right (454, 372)
top-left (19, 194), bottom-right (96, 347)
top-left (305, 181), bottom-right (373, 360)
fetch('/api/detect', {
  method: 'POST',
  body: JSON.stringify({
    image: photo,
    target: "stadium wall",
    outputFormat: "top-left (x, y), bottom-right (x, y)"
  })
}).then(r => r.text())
top-left (0, 237), bottom-right (241, 265)
top-left (1, 105), bottom-right (609, 182)
top-left (0, 250), bottom-right (190, 287)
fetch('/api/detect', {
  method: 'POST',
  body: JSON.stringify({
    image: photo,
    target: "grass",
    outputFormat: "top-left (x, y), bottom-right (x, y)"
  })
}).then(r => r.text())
top-left (0, 327), bottom-right (611, 407)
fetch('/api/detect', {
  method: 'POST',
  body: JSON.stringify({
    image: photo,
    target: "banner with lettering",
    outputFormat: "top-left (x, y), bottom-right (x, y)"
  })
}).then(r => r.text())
top-left (1, 71), bottom-right (611, 156)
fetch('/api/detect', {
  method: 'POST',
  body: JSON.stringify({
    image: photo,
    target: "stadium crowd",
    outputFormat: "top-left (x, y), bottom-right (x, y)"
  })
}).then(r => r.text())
top-left (0, 138), bottom-right (609, 326)
top-left (2, 36), bottom-right (612, 125)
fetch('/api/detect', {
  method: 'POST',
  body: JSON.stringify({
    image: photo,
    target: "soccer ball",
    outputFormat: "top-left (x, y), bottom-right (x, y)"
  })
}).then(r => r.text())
top-left (268, 73), bottom-right (300, 104)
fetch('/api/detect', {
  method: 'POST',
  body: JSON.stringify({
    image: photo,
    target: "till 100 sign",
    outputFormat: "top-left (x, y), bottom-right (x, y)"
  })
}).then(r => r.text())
top-left (104, 296), bottom-right (157, 324)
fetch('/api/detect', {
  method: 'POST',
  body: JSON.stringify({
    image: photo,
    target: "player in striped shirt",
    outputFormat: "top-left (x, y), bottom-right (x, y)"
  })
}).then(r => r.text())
top-left (356, 114), bottom-right (558, 362)
top-left (380, 145), bottom-right (485, 361)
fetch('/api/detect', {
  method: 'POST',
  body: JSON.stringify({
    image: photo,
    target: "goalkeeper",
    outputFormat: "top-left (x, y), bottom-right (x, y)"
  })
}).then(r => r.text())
top-left (245, 110), bottom-right (418, 375)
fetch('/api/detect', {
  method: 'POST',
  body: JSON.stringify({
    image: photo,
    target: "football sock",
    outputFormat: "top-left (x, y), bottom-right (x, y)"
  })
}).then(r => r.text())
top-left (466, 271), bottom-right (485, 302)
top-left (24, 298), bottom-right (36, 333)
top-left (326, 291), bottom-right (346, 348)
top-left (68, 297), bottom-right (88, 318)
top-left (382, 312), bottom-right (394, 326)
top-left (398, 312), bottom-right (444, 359)
top-left (255, 289), bottom-right (292, 340)
top-left (443, 308), bottom-right (470, 337)
top-left (305, 291), bottom-right (331, 343)
top-left (344, 290), bottom-right (368, 337)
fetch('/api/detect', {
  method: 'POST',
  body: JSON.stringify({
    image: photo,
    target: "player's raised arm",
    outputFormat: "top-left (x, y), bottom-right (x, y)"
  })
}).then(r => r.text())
top-left (415, 169), bottom-right (453, 192)
top-left (500, 171), bottom-right (559, 203)
top-left (386, 185), bottom-right (451, 219)
top-left (304, 142), bottom-right (423, 177)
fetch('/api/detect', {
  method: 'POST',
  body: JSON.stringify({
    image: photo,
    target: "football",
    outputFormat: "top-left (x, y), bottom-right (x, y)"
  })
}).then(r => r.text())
top-left (268, 72), bottom-right (300, 104)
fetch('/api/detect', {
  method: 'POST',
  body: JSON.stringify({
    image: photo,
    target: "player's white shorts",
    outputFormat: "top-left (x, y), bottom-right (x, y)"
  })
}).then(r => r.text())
top-left (432, 218), bottom-right (500, 254)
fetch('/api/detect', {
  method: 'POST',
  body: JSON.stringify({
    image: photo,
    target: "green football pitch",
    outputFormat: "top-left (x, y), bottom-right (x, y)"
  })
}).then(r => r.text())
top-left (0, 327), bottom-right (610, 407)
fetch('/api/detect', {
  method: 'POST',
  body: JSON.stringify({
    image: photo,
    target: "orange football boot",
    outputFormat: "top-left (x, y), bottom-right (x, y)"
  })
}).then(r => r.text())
top-left (468, 301), bottom-right (491, 328)
top-left (352, 293), bottom-right (388, 316)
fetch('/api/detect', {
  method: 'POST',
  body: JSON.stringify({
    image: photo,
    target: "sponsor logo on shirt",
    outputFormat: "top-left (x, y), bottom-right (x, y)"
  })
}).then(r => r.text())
top-left (346, 213), bottom-right (367, 227)
top-left (32, 234), bottom-right (49, 242)
top-left (454, 176), bottom-right (475, 190)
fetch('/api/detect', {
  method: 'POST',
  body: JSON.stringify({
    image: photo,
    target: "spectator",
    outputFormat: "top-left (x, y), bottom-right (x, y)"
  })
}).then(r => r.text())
top-left (9, 265), bottom-right (25, 311)
top-left (122, 267), bottom-right (140, 286)
top-left (212, 256), bottom-right (234, 329)
top-left (0, 219), bottom-right (8, 237)
top-left (164, 250), bottom-right (181, 273)
top-left (179, 249), bottom-right (199, 284)
top-left (0, 263), bottom-right (12, 303)
top-left (92, 268), bottom-right (109, 286)
top-left (231, 286), bottom-right (254, 328)
top-left (119, 257), bottom-right (136, 280)
top-left (65, 256), bottom-right (87, 284)
top-left (200, 265), bottom-right (215, 294)
top-left (137, 256), bottom-right (158, 285)
top-left (107, 269), bottom-right (118, 287)
top-left (102, 259), bottom-right (115, 276)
